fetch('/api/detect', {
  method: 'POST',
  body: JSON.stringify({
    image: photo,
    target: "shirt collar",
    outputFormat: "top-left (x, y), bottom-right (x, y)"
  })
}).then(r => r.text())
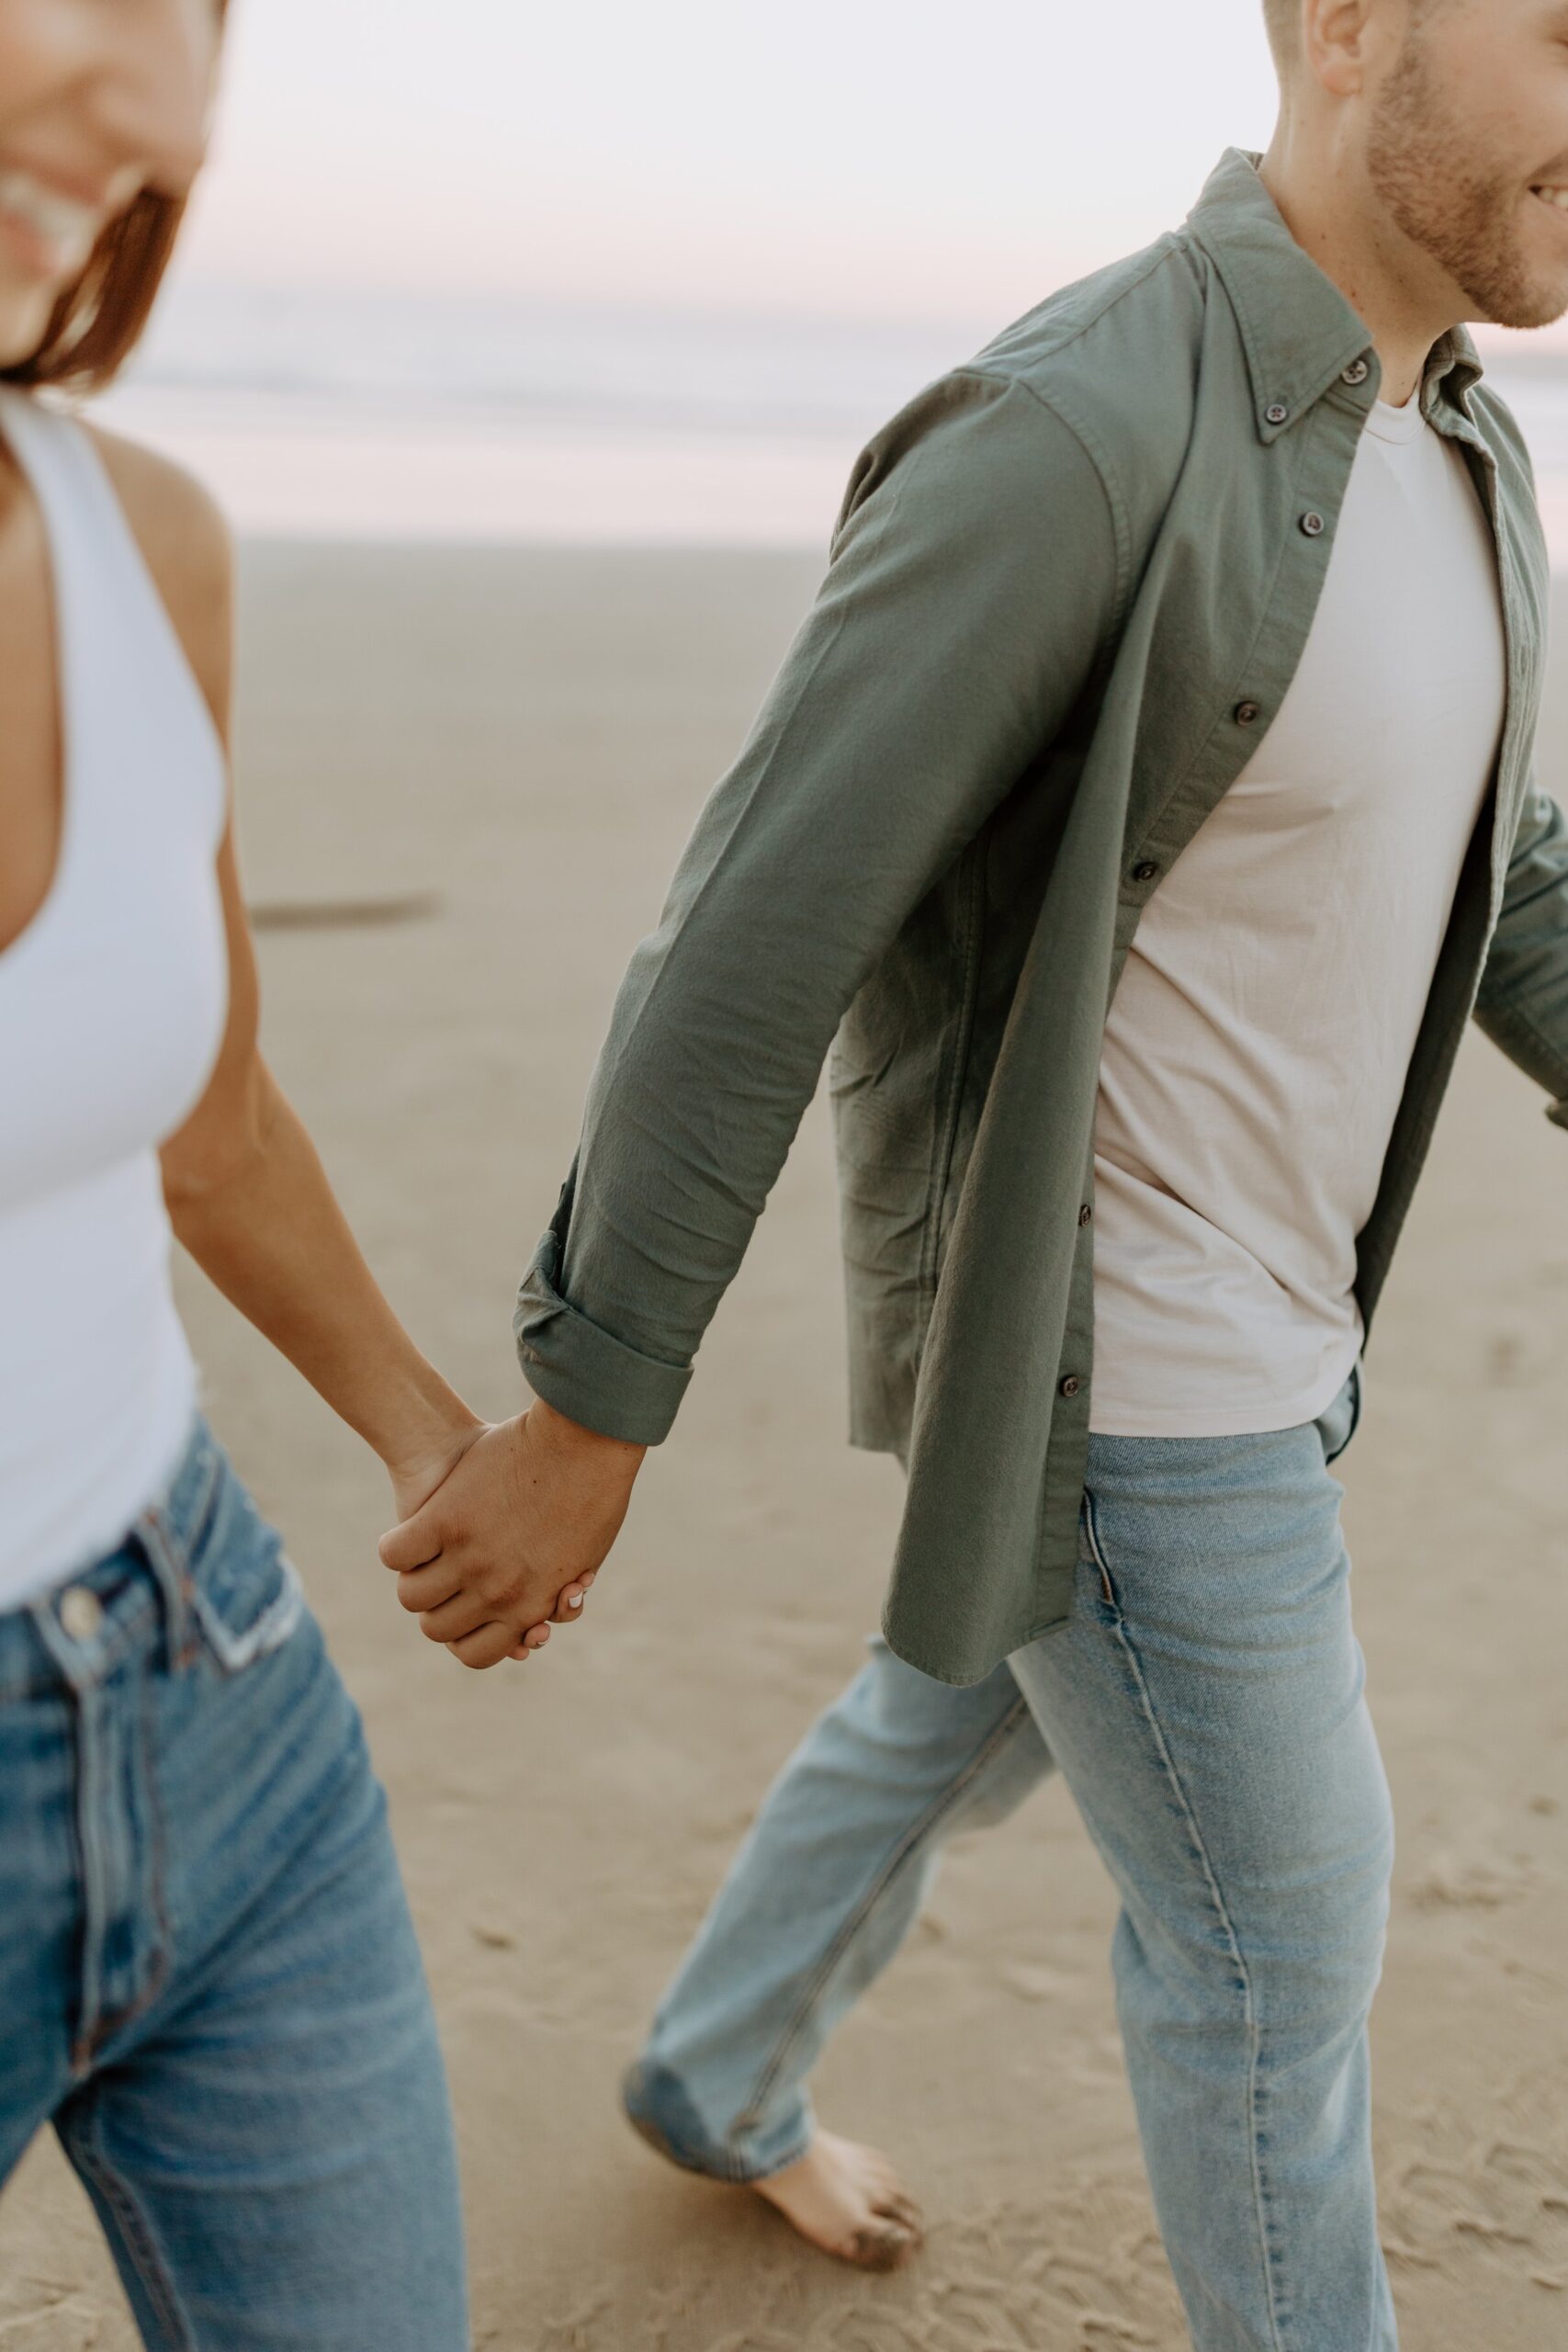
top-left (1188, 147), bottom-right (1485, 444)
top-left (1422, 323), bottom-right (1485, 435)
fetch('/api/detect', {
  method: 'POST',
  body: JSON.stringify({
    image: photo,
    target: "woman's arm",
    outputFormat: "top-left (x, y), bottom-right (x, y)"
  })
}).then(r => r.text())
top-left (160, 865), bottom-right (484, 1519)
top-left (99, 432), bottom-right (487, 1521)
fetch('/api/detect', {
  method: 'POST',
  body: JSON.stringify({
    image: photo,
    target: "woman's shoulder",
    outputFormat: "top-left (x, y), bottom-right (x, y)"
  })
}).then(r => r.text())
top-left (85, 424), bottom-right (233, 734)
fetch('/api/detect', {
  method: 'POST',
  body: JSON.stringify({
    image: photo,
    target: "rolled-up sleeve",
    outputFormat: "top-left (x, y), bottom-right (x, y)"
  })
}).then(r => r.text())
top-left (515, 368), bottom-right (1124, 1442)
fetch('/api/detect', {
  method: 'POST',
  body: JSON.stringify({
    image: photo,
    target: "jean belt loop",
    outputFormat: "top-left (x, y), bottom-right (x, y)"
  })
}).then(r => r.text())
top-left (133, 1499), bottom-right (197, 1672)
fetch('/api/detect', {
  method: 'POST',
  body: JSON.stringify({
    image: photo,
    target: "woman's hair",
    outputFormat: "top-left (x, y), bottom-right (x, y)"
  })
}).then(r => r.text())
top-left (2, 191), bottom-right (191, 393)
top-left (1, 0), bottom-right (226, 396)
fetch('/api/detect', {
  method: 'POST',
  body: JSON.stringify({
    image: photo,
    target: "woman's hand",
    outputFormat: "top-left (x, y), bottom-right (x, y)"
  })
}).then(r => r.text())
top-left (384, 1408), bottom-right (486, 1525)
top-left (378, 1399), bottom-right (644, 1670)
top-left (382, 1408), bottom-right (597, 1665)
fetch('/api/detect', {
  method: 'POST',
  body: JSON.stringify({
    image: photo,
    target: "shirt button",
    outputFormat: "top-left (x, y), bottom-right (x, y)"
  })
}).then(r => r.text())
top-left (1301, 511), bottom-right (1327, 537)
top-left (1078, 1203), bottom-right (1093, 1228)
top-left (1060, 1375), bottom-right (1084, 1399)
top-left (1264, 401), bottom-right (1289, 425)
top-left (59, 1586), bottom-right (105, 1643)
top-left (1342, 358), bottom-right (1371, 387)
top-left (1234, 699), bottom-right (1261, 727)
top-left (1132, 860), bottom-right (1161, 883)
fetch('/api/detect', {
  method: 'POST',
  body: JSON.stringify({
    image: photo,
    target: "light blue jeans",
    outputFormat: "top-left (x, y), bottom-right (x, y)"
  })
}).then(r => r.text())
top-left (0, 1419), bottom-right (468, 2352)
top-left (626, 1372), bottom-right (1399, 2351)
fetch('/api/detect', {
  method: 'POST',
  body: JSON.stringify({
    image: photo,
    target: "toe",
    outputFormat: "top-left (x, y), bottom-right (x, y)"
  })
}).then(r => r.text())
top-left (848, 2221), bottom-right (919, 2273)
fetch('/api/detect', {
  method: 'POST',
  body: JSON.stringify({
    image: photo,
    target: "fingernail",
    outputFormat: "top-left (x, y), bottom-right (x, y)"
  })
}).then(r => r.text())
top-left (569, 1592), bottom-right (585, 1608)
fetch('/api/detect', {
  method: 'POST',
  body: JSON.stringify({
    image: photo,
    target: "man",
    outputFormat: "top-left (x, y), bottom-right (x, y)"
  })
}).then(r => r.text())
top-left (383, 2), bottom-right (1568, 2342)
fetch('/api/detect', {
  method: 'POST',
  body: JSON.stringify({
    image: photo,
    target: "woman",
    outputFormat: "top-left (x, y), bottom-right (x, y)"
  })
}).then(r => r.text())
top-left (0, 4), bottom-right (584, 2342)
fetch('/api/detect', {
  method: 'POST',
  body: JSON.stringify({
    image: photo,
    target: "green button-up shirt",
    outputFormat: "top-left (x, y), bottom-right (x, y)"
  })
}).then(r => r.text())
top-left (517, 149), bottom-right (1568, 1686)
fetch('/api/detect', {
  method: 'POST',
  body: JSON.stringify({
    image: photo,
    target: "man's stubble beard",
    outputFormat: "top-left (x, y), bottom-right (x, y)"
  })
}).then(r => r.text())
top-left (1365, 35), bottom-right (1568, 333)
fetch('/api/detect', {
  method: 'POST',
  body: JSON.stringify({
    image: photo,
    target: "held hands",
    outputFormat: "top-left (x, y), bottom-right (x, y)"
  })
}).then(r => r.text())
top-left (379, 1399), bottom-right (646, 1670)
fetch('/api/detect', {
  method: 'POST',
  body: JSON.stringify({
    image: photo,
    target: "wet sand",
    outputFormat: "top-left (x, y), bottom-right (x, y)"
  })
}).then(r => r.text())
top-left (2, 541), bottom-right (1565, 2349)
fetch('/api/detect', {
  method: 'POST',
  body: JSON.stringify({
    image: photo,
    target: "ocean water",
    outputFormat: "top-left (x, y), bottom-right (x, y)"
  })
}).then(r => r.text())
top-left (91, 280), bottom-right (1568, 559)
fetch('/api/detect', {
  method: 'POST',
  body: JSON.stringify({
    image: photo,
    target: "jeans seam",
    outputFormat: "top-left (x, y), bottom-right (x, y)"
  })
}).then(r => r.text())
top-left (1104, 1609), bottom-right (1288, 2352)
top-left (733, 1693), bottom-right (1035, 2138)
top-left (59, 2095), bottom-right (196, 2351)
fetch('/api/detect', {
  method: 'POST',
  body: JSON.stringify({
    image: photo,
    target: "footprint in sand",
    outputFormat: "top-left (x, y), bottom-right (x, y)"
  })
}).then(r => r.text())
top-left (0, 2284), bottom-right (109, 2352)
top-left (1405, 1851), bottom-right (1539, 1909)
top-left (806, 2191), bottom-right (1183, 2352)
top-left (1382, 2086), bottom-right (1568, 2301)
top-left (996, 1959), bottom-right (1080, 2004)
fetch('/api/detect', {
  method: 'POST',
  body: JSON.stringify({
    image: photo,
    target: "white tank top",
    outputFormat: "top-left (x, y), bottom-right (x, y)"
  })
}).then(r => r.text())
top-left (0, 389), bottom-right (229, 1609)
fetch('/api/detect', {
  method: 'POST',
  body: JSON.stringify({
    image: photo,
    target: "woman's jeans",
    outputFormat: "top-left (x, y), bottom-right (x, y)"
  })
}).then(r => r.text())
top-left (626, 1372), bottom-right (1399, 2352)
top-left (0, 1419), bottom-right (468, 2352)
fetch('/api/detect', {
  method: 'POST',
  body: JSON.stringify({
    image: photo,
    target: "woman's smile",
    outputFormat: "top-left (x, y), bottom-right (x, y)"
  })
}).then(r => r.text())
top-left (0, 164), bottom-right (112, 281)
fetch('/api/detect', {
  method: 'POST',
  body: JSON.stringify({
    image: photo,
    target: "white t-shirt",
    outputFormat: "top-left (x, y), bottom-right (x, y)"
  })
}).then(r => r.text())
top-left (1089, 391), bottom-right (1506, 1437)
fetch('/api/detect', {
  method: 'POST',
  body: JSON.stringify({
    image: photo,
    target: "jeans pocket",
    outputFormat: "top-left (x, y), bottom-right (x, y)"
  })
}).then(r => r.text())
top-left (1078, 1488), bottom-right (1122, 1615)
top-left (1319, 1363), bottom-right (1365, 1469)
top-left (184, 1463), bottom-right (306, 1678)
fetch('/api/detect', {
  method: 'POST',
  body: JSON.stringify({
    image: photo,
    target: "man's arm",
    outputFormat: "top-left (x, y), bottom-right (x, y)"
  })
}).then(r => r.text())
top-left (1473, 781), bottom-right (1568, 1125)
top-left (381, 368), bottom-right (1125, 1665)
top-left (516, 367), bottom-right (1126, 1442)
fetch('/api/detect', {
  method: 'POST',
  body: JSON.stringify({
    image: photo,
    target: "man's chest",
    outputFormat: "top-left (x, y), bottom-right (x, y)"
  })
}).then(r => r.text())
top-left (1243, 420), bottom-right (1507, 844)
top-left (1141, 418), bottom-right (1509, 927)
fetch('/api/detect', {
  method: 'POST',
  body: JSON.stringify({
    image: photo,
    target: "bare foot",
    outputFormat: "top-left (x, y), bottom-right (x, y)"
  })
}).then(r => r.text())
top-left (754, 2132), bottom-right (924, 2271)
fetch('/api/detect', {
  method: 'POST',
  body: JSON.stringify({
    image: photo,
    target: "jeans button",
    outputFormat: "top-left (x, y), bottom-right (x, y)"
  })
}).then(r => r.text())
top-left (59, 1586), bottom-right (105, 1642)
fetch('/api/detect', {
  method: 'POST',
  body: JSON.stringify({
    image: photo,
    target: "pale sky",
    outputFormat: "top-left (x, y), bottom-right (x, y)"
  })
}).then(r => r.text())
top-left (180, 0), bottom-right (1287, 321)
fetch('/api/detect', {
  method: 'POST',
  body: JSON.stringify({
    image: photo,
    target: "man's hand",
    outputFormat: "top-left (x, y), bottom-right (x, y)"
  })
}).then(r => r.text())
top-left (378, 1399), bottom-right (646, 1669)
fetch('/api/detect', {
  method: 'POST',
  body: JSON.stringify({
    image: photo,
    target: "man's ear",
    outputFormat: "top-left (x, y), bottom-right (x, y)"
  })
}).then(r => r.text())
top-left (1302, 0), bottom-right (1378, 97)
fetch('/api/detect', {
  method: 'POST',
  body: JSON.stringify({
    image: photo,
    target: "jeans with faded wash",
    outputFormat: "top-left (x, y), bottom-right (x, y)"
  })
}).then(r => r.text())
top-left (626, 1370), bottom-right (1399, 2352)
top-left (0, 1418), bottom-right (469, 2352)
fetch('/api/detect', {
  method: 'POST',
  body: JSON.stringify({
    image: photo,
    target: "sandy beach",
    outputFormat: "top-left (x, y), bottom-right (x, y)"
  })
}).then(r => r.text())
top-left (3, 537), bottom-right (1566, 2351)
